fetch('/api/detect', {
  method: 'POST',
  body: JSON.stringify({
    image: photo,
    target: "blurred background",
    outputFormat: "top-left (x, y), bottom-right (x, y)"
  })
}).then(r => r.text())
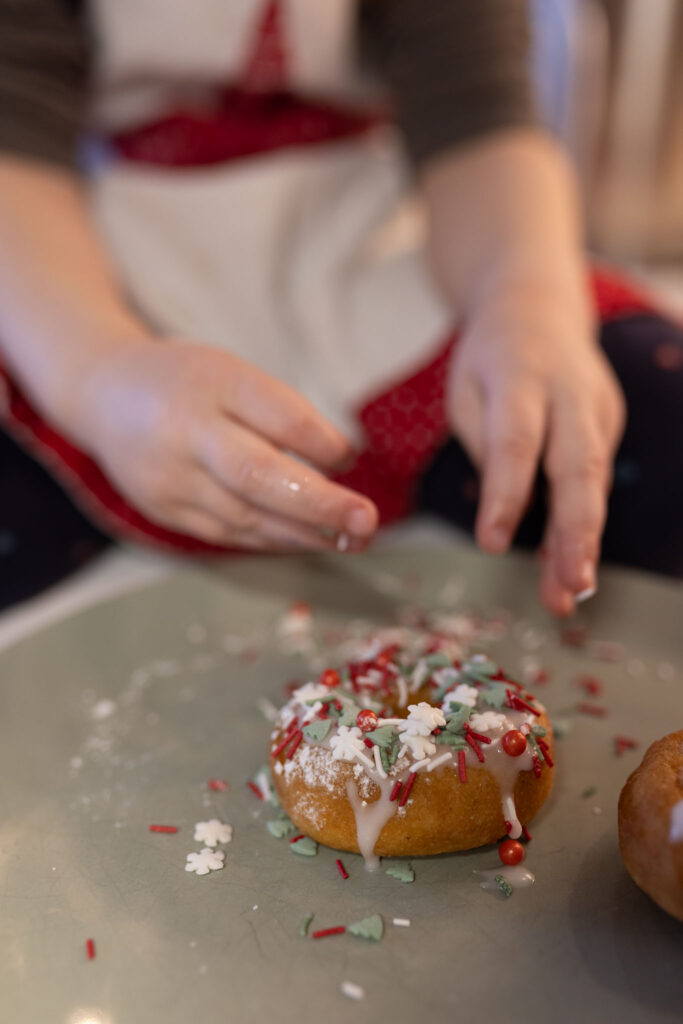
top-left (533, 0), bottom-right (683, 310)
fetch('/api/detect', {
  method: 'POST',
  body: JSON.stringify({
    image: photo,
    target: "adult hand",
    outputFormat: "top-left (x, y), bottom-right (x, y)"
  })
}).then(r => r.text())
top-left (80, 339), bottom-right (378, 550)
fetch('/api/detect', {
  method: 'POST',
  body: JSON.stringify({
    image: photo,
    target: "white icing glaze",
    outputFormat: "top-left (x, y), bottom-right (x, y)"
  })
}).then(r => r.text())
top-left (465, 709), bottom-right (535, 839)
top-left (345, 776), bottom-right (396, 871)
top-left (475, 864), bottom-right (535, 891)
top-left (669, 800), bottom-right (683, 843)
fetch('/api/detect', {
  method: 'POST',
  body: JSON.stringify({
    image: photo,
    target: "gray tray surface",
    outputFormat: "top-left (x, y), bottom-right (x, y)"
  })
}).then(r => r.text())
top-left (0, 546), bottom-right (681, 1023)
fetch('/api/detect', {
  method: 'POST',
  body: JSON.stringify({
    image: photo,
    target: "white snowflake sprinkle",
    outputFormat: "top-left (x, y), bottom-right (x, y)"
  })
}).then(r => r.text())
top-left (292, 682), bottom-right (330, 705)
top-left (399, 734), bottom-right (437, 761)
top-left (450, 684), bottom-right (479, 707)
top-left (469, 711), bottom-right (507, 733)
top-left (185, 848), bottom-right (225, 875)
top-left (329, 726), bottom-right (373, 767)
top-left (193, 819), bottom-right (233, 847)
top-left (402, 702), bottom-right (446, 734)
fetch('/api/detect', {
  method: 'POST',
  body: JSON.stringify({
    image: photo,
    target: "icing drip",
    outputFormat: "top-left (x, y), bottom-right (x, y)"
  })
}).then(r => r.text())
top-left (475, 864), bottom-right (535, 892)
top-left (345, 777), bottom-right (397, 871)
top-left (480, 719), bottom-right (535, 840)
top-left (669, 799), bottom-right (683, 843)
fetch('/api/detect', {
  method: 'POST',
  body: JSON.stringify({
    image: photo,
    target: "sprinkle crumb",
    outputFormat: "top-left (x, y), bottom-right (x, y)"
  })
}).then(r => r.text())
top-left (313, 926), bottom-right (346, 939)
top-left (576, 702), bottom-right (608, 717)
top-left (494, 875), bottom-right (513, 898)
top-left (592, 806), bottom-right (602, 815)
top-left (392, 918), bottom-right (411, 927)
top-left (341, 981), bottom-right (365, 1001)
top-left (582, 785), bottom-right (597, 799)
top-left (335, 858), bottom-right (349, 880)
top-left (86, 938), bottom-right (96, 960)
top-left (298, 913), bottom-right (314, 937)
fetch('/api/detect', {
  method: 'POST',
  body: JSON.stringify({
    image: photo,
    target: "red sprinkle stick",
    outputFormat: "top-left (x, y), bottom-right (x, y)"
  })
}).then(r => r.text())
top-left (578, 675), bottom-right (604, 696)
top-left (247, 780), bottom-right (264, 800)
top-left (398, 772), bottom-right (417, 808)
top-left (286, 730), bottom-right (303, 759)
top-left (464, 731), bottom-right (485, 763)
top-left (531, 754), bottom-right (543, 778)
top-left (389, 780), bottom-right (403, 802)
top-left (149, 824), bottom-right (179, 834)
top-left (86, 938), bottom-right (96, 960)
top-left (289, 834), bottom-right (306, 844)
top-left (615, 736), bottom-right (639, 756)
top-left (512, 695), bottom-right (541, 717)
top-left (466, 729), bottom-right (492, 745)
top-left (577, 703), bottom-right (608, 717)
top-left (335, 858), bottom-right (349, 880)
top-left (457, 750), bottom-right (468, 783)
top-left (522, 825), bottom-right (533, 842)
top-left (505, 820), bottom-right (512, 834)
top-left (537, 738), bottom-right (555, 767)
top-left (208, 779), bottom-right (229, 791)
top-left (271, 730), bottom-right (299, 759)
top-left (312, 926), bottom-right (346, 939)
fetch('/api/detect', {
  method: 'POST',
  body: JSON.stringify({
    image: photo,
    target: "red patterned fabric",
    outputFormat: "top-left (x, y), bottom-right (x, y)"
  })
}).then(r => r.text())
top-left (112, 89), bottom-right (383, 168)
top-left (590, 265), bottom-right (657, 321)
top-left (0, 88), bottom-right (662, 548)
top-left (241, 0), bottom-right (289, 94)
top-left (334, 342), bottom-right (455, 523)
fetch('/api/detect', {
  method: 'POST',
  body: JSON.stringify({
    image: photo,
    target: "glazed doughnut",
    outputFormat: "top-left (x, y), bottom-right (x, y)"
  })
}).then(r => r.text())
top-left (618, 730), bottom-right (683, 921)
top-left (269, 647), bottom-right (554, 868)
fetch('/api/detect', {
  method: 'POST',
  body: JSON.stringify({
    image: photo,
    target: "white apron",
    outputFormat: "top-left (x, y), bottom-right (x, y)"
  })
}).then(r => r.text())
top-left (89, 0), bottom-right (454, 440)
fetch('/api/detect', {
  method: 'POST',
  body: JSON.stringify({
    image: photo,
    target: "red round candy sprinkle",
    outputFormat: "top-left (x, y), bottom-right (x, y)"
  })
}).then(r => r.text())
top-left (501, 729), bottom-right (527, 757)
top-left (320, 668), bottom-right (340, 689)
top-left (356, 709), bottom-right (378, 733)
top-left (499, 839), bottom-right (524, 866)
top-left (289, 601), bottom-right (311, 616)
top-left (375, 647), bottom-right (397, 669)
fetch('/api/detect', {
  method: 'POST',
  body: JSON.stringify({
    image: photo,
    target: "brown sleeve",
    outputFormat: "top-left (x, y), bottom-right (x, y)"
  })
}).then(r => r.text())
top-left (360, 0), bottom-right (537, 165)
top-left (0, 0), bottom-right (88, 167)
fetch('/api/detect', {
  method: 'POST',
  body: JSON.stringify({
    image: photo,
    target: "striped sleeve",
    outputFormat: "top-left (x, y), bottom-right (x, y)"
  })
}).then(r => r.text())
top-left (360, 0), bottom-right (537, 165)
top-left (0, 0), bottom-right (88, 167)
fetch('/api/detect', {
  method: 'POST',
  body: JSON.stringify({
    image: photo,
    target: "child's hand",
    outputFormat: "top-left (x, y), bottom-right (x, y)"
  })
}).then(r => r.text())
top-left (80, 340), bottom-right (378, 550)
top-left (422, 130), bottom-right (625, 615)
top-left (448, 277), bottom-right (625, 616)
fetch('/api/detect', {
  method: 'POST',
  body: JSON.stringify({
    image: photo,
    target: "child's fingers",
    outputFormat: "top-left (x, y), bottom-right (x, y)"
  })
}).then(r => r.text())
top-left (178, 473), bottom-right (362, 552)
top-left (222, 357), bottom-right (353, 471)
top-left (475, 379), bottom-right (546, 554)
top-left (544, 398), bottom-right (611, 595)
top-left (197, 418), bottom-right (378, 540)
top-left (538, 527), bottom-right (576, 616)
top-left (448, 373), bottom-right (486, 468)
